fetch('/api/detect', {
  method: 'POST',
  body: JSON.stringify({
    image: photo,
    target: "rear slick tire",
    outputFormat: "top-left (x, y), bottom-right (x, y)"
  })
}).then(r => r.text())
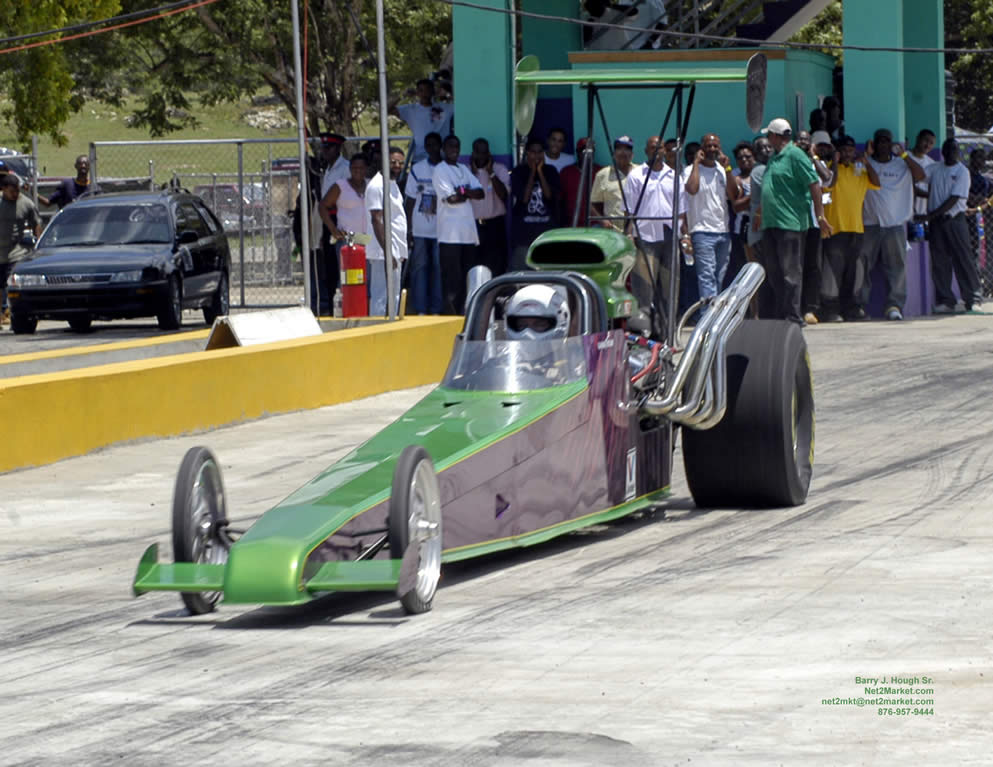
top-left (171, 446), bottom-right (229, 615)
top-left (682, 319), bottom-right (814, 508)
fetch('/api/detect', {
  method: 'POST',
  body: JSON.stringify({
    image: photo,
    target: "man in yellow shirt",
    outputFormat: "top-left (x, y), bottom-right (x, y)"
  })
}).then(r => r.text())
top-left (820, 135), bottom-right (880, 321)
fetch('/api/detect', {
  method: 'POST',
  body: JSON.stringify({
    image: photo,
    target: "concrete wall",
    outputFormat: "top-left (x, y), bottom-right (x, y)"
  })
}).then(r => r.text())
top-left (1, 316), bottom-right (462, 473)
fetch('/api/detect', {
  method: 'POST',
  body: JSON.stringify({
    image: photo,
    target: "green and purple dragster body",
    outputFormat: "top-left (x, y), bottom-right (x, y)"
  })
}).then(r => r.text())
top-left (133, 228), bottom-right (672, 606)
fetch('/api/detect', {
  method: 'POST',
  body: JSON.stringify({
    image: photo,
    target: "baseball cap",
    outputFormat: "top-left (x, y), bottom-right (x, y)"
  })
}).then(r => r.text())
top-left (761, 118), bottom-right (792, 136)
top-left (811, 130), bottom-right (832, 146)
top-left (837, 135), bottom-right (856, 147)
top-left (576, 137), bottom-right (590, 152)
top-left (319, 132), bottom-right (345, 145)
top-left (614, 135), bottom-right (634, 148)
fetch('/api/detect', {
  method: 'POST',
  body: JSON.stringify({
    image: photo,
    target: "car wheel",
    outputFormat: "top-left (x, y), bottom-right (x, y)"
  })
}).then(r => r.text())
top-left (67, 314), bottom-right (92, 333)
top-left (171, 446), bottom-right (229, 615)
top-left (157, 274), bottom-right (183, 330)
top-left (202, 271), bottom-right (229, 325)
top-left (10, 312), bottom-right (37, 335)
top-left (681, 319), bottom-right (814, 508)
top-left (388, 445), bottom-right (443, 614)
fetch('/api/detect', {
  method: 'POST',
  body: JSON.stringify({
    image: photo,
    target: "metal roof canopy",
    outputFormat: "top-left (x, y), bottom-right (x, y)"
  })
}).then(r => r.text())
top-left (512, 54), bottom-right (766, 347)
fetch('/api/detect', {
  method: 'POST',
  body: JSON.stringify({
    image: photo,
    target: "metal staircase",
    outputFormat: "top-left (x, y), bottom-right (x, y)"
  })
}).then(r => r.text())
top-left (583, 0), bottom-right (834, 50)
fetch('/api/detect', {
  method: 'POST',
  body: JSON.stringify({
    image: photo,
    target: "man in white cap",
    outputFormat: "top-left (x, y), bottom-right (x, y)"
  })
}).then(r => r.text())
top-left (757, 118), bottom-right (832, 325)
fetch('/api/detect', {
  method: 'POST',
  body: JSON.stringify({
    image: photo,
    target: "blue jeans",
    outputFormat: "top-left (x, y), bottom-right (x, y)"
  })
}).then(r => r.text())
top-left (410, 237), bottom-right (442, 314)
top-left (691, 231), bottom-right (731, 299)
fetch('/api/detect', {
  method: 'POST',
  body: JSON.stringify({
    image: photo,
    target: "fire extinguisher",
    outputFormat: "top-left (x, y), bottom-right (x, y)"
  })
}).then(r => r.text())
top-left (339, 232), bottom-right (368, 317)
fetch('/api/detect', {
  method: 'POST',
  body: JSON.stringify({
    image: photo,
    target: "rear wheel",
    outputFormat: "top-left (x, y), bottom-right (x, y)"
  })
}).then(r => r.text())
top-left (10, 312), bottom-right (37, 334)
top-left (202, 271), bottom-right (229, 325)
top-left (67, 314), bottom-right (92, 333)
top-left (682, 319), bottom-right (814, 508)
top-left (388, 445), bottom-right (443, 614)
top-left (157, 275), bottom-right (182, 330)
top-left (171, 446), bottom-right (229, 615)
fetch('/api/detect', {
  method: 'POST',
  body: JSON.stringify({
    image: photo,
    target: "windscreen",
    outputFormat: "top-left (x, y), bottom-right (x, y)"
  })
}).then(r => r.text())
top-left (441, 337), bottom-right (588, 392)
top-left (39, 203), bottom-right (171, 247)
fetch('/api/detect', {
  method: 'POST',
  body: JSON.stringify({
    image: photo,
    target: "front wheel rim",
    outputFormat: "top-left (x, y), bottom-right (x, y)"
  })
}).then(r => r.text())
top-left (189, 458), bottom-right (227, 605)
top-left (407, 458), bottom-right (442, 603)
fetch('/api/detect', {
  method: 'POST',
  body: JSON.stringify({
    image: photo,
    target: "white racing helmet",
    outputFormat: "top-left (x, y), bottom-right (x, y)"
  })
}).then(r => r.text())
top-left (504, 284), bottom-right (571, 341)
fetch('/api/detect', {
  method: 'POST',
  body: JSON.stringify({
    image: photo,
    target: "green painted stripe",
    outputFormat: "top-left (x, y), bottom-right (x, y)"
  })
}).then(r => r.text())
top-left (515, 68), bottom-right (747, 85)
top-left (441, 487), bottom-right (671, 563)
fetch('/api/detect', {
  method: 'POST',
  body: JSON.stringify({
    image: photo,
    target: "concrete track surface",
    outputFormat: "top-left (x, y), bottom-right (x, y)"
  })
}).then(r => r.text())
top-left (1, 316), bottom-right (990, 766)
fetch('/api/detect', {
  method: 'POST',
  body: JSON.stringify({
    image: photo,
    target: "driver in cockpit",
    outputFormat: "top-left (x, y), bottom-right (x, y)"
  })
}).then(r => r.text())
top-left (502, 284), bottom-right (572, 383)
top-left (505, 283), bottom-right (570, 341)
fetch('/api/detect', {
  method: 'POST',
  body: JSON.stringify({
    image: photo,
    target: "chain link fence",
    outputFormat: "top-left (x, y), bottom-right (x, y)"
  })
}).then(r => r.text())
top-left (958, 133), bottom-right (993, 301)
top-left (90, 136), bottom-right (412, 309)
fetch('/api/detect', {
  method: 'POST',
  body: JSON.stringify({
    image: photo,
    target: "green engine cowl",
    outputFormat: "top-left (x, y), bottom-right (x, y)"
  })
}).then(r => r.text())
top-left (526, 227), bottom-right (639, 320)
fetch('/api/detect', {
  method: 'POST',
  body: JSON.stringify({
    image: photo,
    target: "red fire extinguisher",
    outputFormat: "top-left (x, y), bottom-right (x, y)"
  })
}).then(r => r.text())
top-left (339, 233), bottom-right (368, 317)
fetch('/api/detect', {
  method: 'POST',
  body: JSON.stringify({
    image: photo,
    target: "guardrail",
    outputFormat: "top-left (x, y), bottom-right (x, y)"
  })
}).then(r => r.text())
top-left (0, 316), bottom-right (461, 474)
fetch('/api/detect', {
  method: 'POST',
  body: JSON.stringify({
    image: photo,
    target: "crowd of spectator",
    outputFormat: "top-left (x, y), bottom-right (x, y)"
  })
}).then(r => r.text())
top-left (298, 79), bottom-right (988, 323)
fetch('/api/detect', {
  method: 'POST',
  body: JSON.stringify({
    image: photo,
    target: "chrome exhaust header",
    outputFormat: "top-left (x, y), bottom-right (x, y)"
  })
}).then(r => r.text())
top-left (640, 262), bottom-right (764, 428)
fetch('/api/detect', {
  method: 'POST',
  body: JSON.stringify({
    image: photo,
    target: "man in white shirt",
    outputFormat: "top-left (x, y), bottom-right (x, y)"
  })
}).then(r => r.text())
top-left (861, 129), bottom-right (925, 320)
top-left (366, 147), bottom-right (408, 316)
top-left (916, 138), bottom-right (983, 312)
top-left (911, 129), bottom-right (936, 222)
top-left (395, 79), bottom-right (455, 163)
top-left (625, 136), bottom-right (678, 324)
top-left (682, 133), bottom-right (739, 300)
top-left (432, 135), bottom-right (484, 314)
top-left (470, 137), bottom-right (511, 276)
top-left (404, 132), bottom-right (444, 314)
top-left (544, 127), bottom-right (575, 172)
top-left (319, 132), bottom-right (349, 198)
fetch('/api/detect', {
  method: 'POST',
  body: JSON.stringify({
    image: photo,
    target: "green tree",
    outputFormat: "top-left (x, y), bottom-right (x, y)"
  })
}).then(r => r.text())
top-left (944, 0), bottom-right (993, 131)
top-left (70, 0), bottom-right (450, 139)
top-left (0, 0), bottom-right (121, 145)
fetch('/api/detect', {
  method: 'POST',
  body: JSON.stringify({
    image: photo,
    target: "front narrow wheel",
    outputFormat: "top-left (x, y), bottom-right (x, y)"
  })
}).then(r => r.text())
top-left (388, 446), bottom-right (443, 614)
top-left (172, 446), bottom-right (229, 614)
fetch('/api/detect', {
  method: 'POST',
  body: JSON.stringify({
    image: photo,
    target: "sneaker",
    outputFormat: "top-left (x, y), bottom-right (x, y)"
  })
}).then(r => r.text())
top-left (803, 311), bottom-right (819, 325)
top-left (954, 300), bottom-right (966, 312)
top-left (845, 306), bottom-right (867, 321)
top-left (821, 312), bottom-right (844, 323)
top-left (885, 306), bottom-right (903, 321)
top-left (933, 304), bottom-right (956, 314)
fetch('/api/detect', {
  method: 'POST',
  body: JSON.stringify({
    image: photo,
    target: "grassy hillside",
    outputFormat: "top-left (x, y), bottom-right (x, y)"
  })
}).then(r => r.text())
top-left (1, 96), bottom-right (401, 181)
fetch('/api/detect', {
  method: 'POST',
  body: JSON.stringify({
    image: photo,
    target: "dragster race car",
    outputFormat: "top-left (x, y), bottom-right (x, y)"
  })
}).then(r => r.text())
top-left (133, 227), bottom-right (814, 616)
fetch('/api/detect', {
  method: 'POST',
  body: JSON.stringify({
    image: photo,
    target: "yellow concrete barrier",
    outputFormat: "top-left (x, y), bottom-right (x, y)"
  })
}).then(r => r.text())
top-left (0, 316), bottom-right (462, 473)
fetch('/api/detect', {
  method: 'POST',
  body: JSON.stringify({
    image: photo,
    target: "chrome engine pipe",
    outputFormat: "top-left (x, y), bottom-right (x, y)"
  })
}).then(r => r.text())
top-left (641, 262), bottom-right (764, 422)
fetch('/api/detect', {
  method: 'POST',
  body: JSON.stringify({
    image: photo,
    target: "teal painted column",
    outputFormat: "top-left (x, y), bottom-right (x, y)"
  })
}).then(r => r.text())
top-left (842, 0), bottom-right (905, 144)
top-left (452, 0), bottom-right (514, 157)
top-left (521, 0), bottom-right (582, 101)
top-left (902, 0), bottom-right (945, 146)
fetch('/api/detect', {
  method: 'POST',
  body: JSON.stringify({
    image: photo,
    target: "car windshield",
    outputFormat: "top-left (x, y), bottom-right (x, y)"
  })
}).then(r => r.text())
top-left (441, 337), bottom-right (588, 392)
top-left (39, 203), bottom-right (171, 247)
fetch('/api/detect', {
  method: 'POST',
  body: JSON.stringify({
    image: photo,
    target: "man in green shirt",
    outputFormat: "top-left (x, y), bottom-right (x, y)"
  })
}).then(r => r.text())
top-left (758, 118), bottom-right (832, 324)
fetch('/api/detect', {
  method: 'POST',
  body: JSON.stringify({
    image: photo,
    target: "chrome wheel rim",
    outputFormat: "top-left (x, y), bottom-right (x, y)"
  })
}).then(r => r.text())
top-left (189, 458), bottom-right (227, 605)
top-left (407, 458), bottom-right (442, 603)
